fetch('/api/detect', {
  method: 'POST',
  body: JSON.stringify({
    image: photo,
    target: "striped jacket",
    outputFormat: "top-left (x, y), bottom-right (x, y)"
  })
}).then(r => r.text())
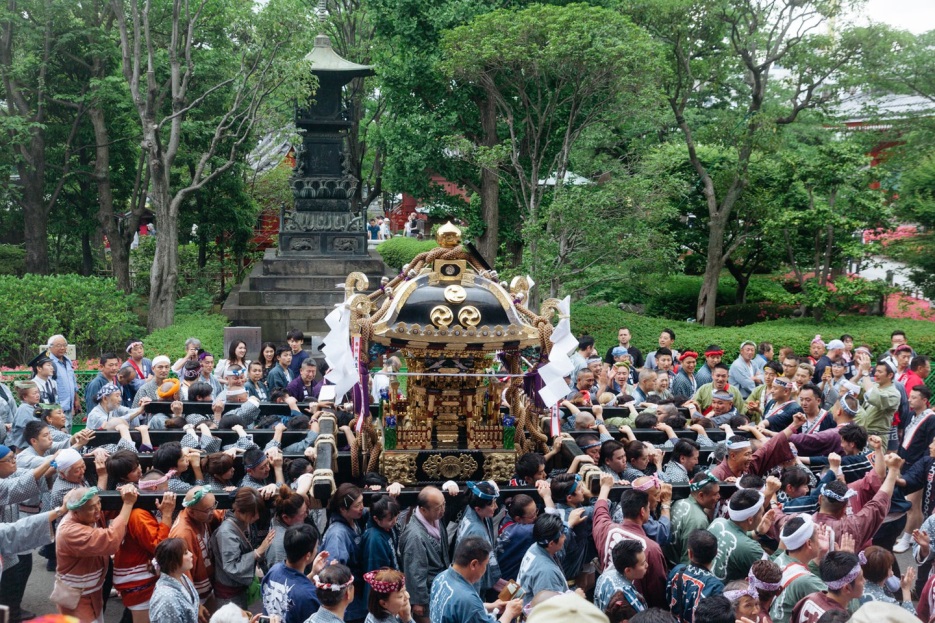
top-left (113, 509), bottom-right (170, 607)
top-left (169, 508), bottom-right (219, 602)
top-left (56, 511), bottom-right (131, 614)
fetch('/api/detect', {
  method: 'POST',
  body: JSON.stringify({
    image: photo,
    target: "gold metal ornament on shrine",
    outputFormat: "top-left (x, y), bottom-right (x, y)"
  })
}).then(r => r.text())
top-left (422, 454), bottom-right (479, 480)
top-left (429, 305), bottom-right (454, 328)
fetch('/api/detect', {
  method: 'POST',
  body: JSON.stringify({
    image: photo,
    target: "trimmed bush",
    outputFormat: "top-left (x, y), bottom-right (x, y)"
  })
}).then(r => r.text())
top-left (642, 274), bottom-right (791, 319)
top-left (0, 244), bottom-right (26, 276)
top-left (143, 314), bottom-right (228, 362)
top-left (571, 304), bottom-right (935, 363)
top-left (0, 274), bottom-right (143, 366)
top-left (714, 303), bottom-right (797, 327)
top-left (376, 237), bottom-right (438, 270)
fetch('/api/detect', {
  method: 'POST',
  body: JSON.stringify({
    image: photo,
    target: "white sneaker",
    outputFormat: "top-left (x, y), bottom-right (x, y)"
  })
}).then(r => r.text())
top-left (893, 532), bottom-right (912, 553)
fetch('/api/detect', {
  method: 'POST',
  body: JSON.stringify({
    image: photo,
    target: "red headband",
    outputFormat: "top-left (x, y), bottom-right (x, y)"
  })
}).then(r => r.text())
top-left (704, 349), bottom-right (724, 356)
top-left (363, 571), bottom-right (405, 593)
top-left (679, 351), bottom-right (699, 362)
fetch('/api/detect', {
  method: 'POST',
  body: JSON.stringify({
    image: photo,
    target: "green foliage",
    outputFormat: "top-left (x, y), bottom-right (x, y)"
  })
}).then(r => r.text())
top-left (175, 292), bottom-right (217, 317)
top-left (0, 274), bottom-right (143, 366)
top-left (899, 152), bottom-right (935, 228)
top-left (619, 0), bottom-right (897, 324)
top-left (142, 314), bottom-right (228, 362)
top-left (130, 236), bottom-right (228, 302)
top-left (886, 234), bottom-right (935, 300)
top-left (571, 305), bottom-right (935, 364)
top-left (375, 238), bottom-right (439, 270)
top-left (0, 244), bottom-right (26, 276)
top-left (640, 275), bottom-right (792, 319)
top-left (249, 162), bottom-right (293, 214)
top-left (179, 163), bottom-right (261, 264)
top-left (793, 276), bottom-right (892, 322)
top-left (714, 302), bottom-right (797, 327)
top-left (441, 3), bottom-right (663, 296)
top-left (522, 180), bottom-right (677, 300)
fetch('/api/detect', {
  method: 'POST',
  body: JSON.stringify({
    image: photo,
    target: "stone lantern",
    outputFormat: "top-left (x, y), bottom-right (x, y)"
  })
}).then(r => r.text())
top-left (280, 31), bottom-right (375, 256)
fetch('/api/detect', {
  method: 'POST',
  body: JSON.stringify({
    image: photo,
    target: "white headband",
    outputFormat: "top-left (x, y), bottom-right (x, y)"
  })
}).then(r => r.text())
top-left (728, 492), bottom-right (765, 522)
top-left (820, 484), bottom-right (857, 502)
top-left (727, 439), bottom-right (751, 452)
top-left (841, 380), bottom-right (861, 395)
top-left (126, 341), bottom-right (143, 353)
top-left (152, 355), bottom-right (170, 367)
top-left (780, 514), bottom-right (815, 550)
top-left (54, 448), bottom-right (83, 473)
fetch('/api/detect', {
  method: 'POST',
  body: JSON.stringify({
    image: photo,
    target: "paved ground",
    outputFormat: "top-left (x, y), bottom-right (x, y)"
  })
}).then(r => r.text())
top-left (16, 546), bottom-right (920, 620)
top-left (20, 560), bottom-right (265, 622)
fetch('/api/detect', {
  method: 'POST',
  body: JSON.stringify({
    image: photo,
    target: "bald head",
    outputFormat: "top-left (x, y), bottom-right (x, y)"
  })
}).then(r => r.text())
top-left (183, 486), bottom-right (216, 520)
top-left (418, 486), bottom-right (443, 508)
top-left (417, 486), bottom-right (445, 523)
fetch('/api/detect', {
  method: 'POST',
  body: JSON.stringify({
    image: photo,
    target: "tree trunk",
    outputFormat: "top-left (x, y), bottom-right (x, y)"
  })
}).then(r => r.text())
top-left (476, 95), bottom-right (499, 265)
top-left (21, 171), bottom-right (50, 274)
top-left (198, 233), bottom-right (207, 269)
top-left (147, 169), bottom-right (180, 330)
top-left (697, 217), bottom-right (726, 326)
top-left (724, 259), bottom-right (749, 304)
top-left (89, 107), bottom-right (135, 292)
top-left (81, 231), bottom-right (94, 275)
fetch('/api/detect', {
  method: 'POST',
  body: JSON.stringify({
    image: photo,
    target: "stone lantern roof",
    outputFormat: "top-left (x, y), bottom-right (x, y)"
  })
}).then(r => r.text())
top-left (304, 34), bottom-right (374, 81)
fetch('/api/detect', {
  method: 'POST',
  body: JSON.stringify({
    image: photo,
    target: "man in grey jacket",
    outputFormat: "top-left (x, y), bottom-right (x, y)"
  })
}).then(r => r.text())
top-left (729, 340), bottom-right (763, 399)
top-left (399, 486), bottom-right (450, 623)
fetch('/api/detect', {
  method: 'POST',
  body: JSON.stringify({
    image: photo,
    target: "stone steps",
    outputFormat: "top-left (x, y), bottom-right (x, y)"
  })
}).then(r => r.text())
top-left (236, 289), bottom-right (347, 306)
top-left (222, 248), bottom-right (389, 340)
top-left (247, 274), bottom-right (355, 292)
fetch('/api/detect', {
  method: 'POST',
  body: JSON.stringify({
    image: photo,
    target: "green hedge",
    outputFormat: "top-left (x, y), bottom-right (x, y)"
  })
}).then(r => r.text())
top-left (375, 237), bottom-right (438, 270)
top-left (142, 314), bottom-right (228, 362)
top-left (642, 275), bottom-right (791, 319)
top-left (0, 244), bottom-right (26, 276)
top-left (714, 302), bottom-right (797, 327)
top-left (0, 274), bottom-right (143, 366)
top-left (571, 305), bottom-right (935, 362)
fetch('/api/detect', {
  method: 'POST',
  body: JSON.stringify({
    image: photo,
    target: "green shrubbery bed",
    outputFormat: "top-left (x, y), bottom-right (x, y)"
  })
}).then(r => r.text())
top-left (0, 274), bottom-right (143, 365)
top-left (641, 274), bottom-right (791, 319)
top-left (375, 237), bottom-right (439, 270)
top-left (572, 304), bottom-right (935, 362)
top-left (143, 313), bottom-right (228, 362)
top-left (0, 245), bottom-right (26, 276)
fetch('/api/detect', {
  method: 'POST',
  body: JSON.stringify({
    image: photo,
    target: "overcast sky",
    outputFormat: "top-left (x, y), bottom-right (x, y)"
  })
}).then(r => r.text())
top-left (847, 0), bottom-right (934, 34)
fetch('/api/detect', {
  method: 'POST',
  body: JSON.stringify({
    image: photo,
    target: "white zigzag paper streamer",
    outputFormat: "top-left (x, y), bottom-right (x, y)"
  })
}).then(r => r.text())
top-left (537, 296), bottom-right (577, 407)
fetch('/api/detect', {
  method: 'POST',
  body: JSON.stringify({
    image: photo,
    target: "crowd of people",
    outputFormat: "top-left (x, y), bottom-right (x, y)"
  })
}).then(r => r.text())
top-left (0, 325), bottom-right (931, 623)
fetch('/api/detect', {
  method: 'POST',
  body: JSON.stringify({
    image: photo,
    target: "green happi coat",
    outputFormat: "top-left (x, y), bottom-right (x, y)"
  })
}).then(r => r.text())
top-left (708, 517), bottom-right (763, 582)
top-left (768, 551), bottom-right (826, 623)
top-left (692, 383), bottom-right (746, 414)
top-left (666, 495), bottom-right (711, 567)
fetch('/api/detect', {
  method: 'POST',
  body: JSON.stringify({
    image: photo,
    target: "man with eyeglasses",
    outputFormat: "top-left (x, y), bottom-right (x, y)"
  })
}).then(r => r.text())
top-left (46, 335), bottom-right (79, 422)
top-left (399, 486), bottom-right (449, 623)
top-left (169, 486), bottom-right (221, 611)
